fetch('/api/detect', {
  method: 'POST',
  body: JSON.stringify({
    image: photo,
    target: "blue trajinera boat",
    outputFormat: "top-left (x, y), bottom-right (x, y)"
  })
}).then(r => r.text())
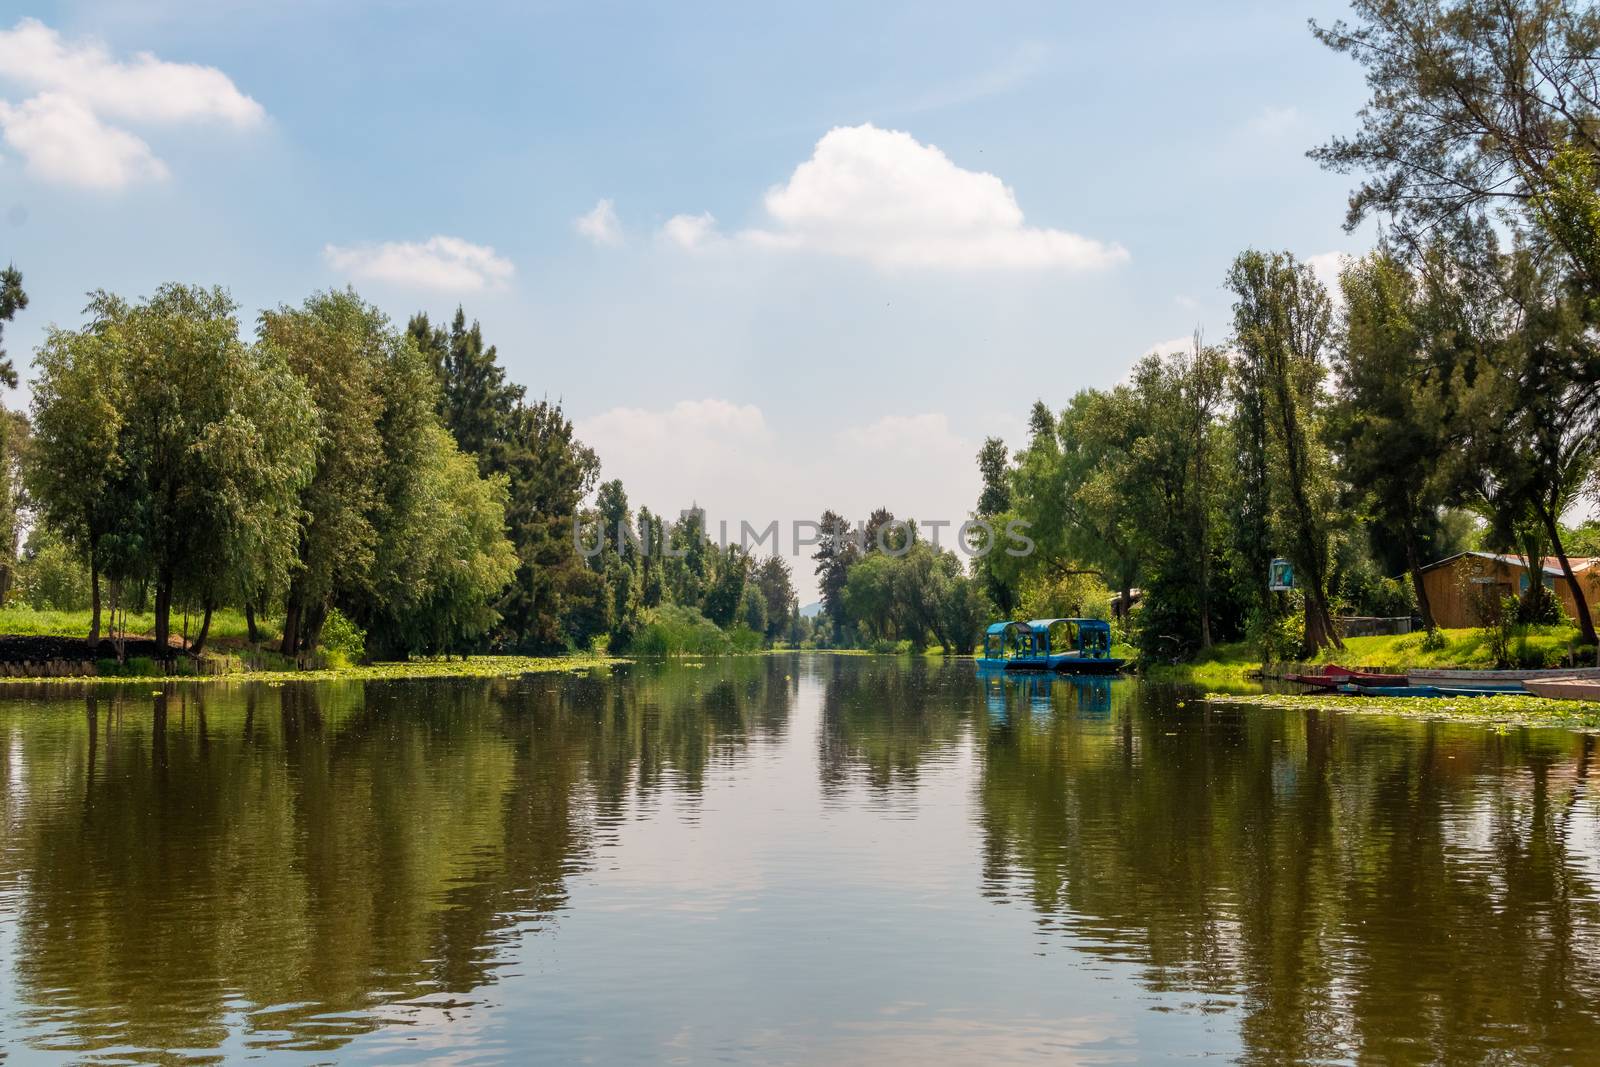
top-left (976, 618), bottom-right (1125, 674)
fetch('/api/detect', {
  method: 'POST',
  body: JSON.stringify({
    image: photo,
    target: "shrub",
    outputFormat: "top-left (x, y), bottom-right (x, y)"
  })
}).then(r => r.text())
top-left (727, 623), bottom-right (764, 653)
top-left (629, 604), bottom-right (730, 657)
top-left (1419, 627), bottom-right (1449, 653)
top-left (14, 532), bottom-right (90, 611)
top-left (126, 656), bottom-right (158, 677)
top-left (320, 608), bottom-right (367, 661)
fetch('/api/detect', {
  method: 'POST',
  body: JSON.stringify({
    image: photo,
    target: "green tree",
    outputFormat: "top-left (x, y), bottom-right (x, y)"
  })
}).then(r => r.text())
top-left (1118, 338), bottom-right (1230, 654)
top-left (1011, 393), bottom-right (1140, 608)
top-left (359, 423), bottom-right (518, 656)
top-left (753, 555), bottom-right (797, 640)
top-left (28, 297), bottom-right (134, 641)
top-left (497, 399), bottom-right (601, 650)
top-left (260, 290), bottom-right (392, 655)
top-left (739, 582), bottom-right (768, 637)
top-left (0, 264), bottom-right (26, 386)
top-left (39, 285), bottom-right (318, 654)
top-left (813, 508), bottom-right (860, 639)
top-left (0, 264), bottom-right (27, 602)
top-left (976, 436), bottom-right (1011, 516)
top-left (1459, 246), bottom-right (1599, 641)
top-left (1312, 0), bottom-right (1600, 279)
top-left (406, 307), bottom-right (525, 471)
top-left (1330, 251), bottom-right (1453, 630)
top-left (702, 544), bottom-right (749, 629)
top-left (1227, 250), bottom-right (1344, 653)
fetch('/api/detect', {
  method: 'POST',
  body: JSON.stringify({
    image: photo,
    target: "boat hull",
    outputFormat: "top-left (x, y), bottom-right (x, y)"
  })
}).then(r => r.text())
top-left (1339, 683), bottom-right (1525, 698)
top-left (1284, 664), bottom-right (1407, 687)
top-left (1523, 678), bottom-right (1600, 702)
top-left (977, 654), bottom-right (1125, 675)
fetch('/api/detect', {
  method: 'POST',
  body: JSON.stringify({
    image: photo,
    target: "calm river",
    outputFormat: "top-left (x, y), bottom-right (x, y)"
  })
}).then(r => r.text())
top-left (2, 656), bottom-right (1599, 1064)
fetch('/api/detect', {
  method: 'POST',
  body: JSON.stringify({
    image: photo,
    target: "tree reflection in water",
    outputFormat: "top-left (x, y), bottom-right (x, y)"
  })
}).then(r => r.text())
top-left (2, 659), bottom-right (1599, 1064)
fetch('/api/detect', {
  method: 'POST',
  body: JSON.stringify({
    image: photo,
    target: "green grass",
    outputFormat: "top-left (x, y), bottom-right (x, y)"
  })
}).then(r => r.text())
top-left (1207, 690), bottom-right (1600, 730)
top-left (1144, 625), bottom-right (1593, 679)
top-left (1143, 639), bottom-right (1261, 685)
top-left (0, 605), bottom-right (276, 645)
top-left (1309, 625), bottom-right (1586, 670)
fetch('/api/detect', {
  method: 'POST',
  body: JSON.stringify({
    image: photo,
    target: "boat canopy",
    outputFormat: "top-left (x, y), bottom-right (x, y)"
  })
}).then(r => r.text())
top-left (1027, 618), bottom-right (1112, 658)
top-left (982, 621), bottom-right (1037, 658)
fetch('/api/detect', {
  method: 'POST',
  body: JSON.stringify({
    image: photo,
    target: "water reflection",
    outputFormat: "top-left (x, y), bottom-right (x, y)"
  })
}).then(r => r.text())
top-left (975, 679), bottom-right (1600, 1064)
top-left (0, 659), bottom-right (796, 1061)
top-left (2, 659), bottom-right (1600, 1063)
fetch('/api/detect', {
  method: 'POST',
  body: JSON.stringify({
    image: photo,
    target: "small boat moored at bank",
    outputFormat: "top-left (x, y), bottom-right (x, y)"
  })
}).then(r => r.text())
top-left (1337, 682), bottom-right (1527, 698)
top-left (1283, 663), bottom-right (1408, 688)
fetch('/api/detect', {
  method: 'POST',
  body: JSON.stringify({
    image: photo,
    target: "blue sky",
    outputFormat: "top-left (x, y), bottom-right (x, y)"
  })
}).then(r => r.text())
top-left (0, 1), bottom-right (1379, 599)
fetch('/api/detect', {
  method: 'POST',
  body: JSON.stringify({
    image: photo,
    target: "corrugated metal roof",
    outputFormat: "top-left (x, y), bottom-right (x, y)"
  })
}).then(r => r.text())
top-left (1419, 550), bottom-right (1600, 577)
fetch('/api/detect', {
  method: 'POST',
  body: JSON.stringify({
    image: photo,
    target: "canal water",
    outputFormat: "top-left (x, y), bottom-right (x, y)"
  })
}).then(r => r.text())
top-left (2, 655), bottom-right (1599, 1064)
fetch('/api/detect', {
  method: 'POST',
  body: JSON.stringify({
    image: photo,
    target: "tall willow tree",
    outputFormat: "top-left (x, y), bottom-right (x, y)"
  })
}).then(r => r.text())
top-left (260, 291), bottom-right (391, 655)
top-left (265, 291), bottom-right (519, 657)
top-left (1227, 250), bottom-right (1343, 654)
top-left (30, 286), bottom-right (316, 652)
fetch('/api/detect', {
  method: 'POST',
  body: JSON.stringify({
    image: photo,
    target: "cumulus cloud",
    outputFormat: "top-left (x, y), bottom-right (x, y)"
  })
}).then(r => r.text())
top-left (836, 412), bottom-right (968, 461)
top-left (738, 123), bottom-right (1127, 271)
top-left (0, 93), bottom-right (166, 189)
top-left (579, 399), bottom-right (770, 462)
top-left (0, 18), bottom-right (262, 189)
top-left (575, 198), bottom-right (622, 246)
top-left (661, 211), bottom-right (719, 249)
top-left (0, 18), bottom-right (263, 126)
top-left (322, 236), bottom-right (515, 292)
top-left (1143, 335), bottom-right (1196, 358)
top-left (575, 399), bottom-right (777, 530)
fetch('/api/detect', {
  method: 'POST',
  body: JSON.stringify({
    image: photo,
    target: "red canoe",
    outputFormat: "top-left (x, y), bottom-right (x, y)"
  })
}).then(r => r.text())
top-left (1282, 663), bottom-right (1408, 688)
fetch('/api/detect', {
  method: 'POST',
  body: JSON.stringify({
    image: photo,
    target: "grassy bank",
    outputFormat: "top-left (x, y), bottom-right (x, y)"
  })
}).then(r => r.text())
top-left (1308, 626), bottom-right (1587, 671)
top-left (1142, 640), bottom-right (1262, 687)
top-left (1208, 691), bottom-right (1600, 729)
top-left (1145, 624), bottom-right (1592, 682)
top-left (0, 605), bottom-right (273, 645)
top-left (0, 654), bottom-right (627, 687)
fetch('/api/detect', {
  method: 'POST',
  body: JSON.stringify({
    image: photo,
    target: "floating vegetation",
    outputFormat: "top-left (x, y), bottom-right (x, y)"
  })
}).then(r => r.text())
top-left (0, 654), bottom-right (628, 688)
top-left (1207, 691), bottom-right (1600, 731)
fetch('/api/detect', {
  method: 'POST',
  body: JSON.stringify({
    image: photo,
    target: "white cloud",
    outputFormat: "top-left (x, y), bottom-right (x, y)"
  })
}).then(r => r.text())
top-left (1247, 105), bottom-right (1301, 137)
top-left (0, 18), bottom-right (262, 190)
top-left (580, 398), bottom-right (770, 454)
top-left (661, 211), bottom-right (719, 250)
top-left (1305, 250), bottom-right (1353, 307)
top-left (575, 198), bottom-right (622, 246)
top-left (0, 93), bottom-right (166, 189)
top-left (739, 123), bottom-right (1127, 271)
top-left (0, 18), bottom-right (263, 126)
top-left (322, 236), bottom-right (515, 292)
top-left (575, 398), bottom-right (777, 530)
top-left (1142, 335), bottom-right (1196, 358)
top-left (836, 412), bottom-right (968, 462)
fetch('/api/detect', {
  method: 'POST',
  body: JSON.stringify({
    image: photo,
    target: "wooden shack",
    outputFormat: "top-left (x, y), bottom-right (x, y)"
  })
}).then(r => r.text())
top-left (1417, 551), bottom-right (1600, 628)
